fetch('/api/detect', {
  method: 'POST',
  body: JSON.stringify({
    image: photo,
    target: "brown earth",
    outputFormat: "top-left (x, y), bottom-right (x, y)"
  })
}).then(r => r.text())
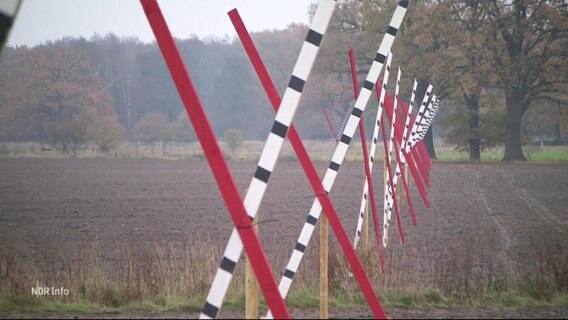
top-left (4, 306), bottom-right (568, 319)
top-left (0, 158), bottom-right (567, 319)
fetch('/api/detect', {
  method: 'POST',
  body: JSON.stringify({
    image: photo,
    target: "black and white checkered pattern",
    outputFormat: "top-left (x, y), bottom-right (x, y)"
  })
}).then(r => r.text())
top-left (405, 85), bottom-right (434, 153)
top-left (416, 97), bottom-right (439, 140)
top-left (386, 78), bottom-right (418, 231)
top-left (200, 1), bottom-right (337, 318)
top-left (267, 2), bottom-right (409, 318)
top-left (382, 66), bottom-right (402, 246)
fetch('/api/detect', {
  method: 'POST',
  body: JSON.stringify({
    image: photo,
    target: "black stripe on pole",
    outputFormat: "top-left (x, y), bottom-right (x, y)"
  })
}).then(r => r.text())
top-left (386, 26), bottom-right (398, 36)
top-left (340, 134), bottom-right (352, 144)
top-left (375, 52), bottom-right (386, 64)
top-left (220, 257), bottom-right (237, 273)
top-left (307, 215), bottom-right (317, 225)
top-left (305, 29), bottom-right (323, 47)
top-left (363, 80), bottom-right (374, 91)
top-left (0, 13), bottom-right (13, 49)
top-left (284, 269), bottom-right (295, 279)
top-left (329, 161), bottom-right (340, 172)
top-left (202, 302), bottom-right (219, 319)
top-left (288, 75), bottom-right (305, 93)
top-left (271, 121), bottom-right (289, 138)
top-left (295, 242), bottom-right (307, 253)
top-left (352, 107), bottom-right (363, 118)
top-left (254, 166), bottom-right (271, 183)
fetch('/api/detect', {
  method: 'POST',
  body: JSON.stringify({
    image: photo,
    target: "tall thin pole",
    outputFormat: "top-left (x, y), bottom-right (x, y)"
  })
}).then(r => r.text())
top-left (245, 196), bottom-right (259, 319)
top-left (319, 172), bottom-right (328, 319)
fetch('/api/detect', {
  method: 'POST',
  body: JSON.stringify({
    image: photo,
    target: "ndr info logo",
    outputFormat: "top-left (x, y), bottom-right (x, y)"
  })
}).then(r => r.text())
top-left (31, 281), bottom-right (69, 297)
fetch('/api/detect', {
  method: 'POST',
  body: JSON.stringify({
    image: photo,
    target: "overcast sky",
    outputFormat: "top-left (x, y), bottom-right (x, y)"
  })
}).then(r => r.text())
top-left (7, 0), bottom-right (315, 47)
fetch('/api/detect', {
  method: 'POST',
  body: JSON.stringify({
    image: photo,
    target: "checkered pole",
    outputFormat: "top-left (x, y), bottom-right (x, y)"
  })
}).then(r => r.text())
top-left (200, 1), bottom-right (337, 318)
top-left (406, 88), bottom-right (434, 153)
top-left (416, 97), bottom-right (439, 141)
top-left (267, 3), bottom-right (409, 318)
top-left (383, 66), bottom-right (404, 246)
top-left (380, 82), bottom-right (434, 223)
top-left (399, 84), bottom-right (434, 198)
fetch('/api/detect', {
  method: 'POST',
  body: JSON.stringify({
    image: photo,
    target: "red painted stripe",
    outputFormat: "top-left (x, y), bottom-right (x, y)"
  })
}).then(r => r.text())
top-left (140, 2), bottom-right (289, 318)
top-left (229, 10), bottom-right (387, 318)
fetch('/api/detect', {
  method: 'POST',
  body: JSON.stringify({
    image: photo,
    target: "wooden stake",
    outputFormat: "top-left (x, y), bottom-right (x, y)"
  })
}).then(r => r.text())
top-left (363, 197), bottom-right (369, 251)
top-left (320, 207), bottom-right (329, 319)
top-left (320, 171), bottom-right (329, 319)
top-left (245, 189), bottom-right (259, 319)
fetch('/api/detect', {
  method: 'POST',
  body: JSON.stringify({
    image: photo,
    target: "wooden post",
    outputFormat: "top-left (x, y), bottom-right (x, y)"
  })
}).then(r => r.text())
top-left (399, 163), bottom-right (408, 208)
top-left (362, 163), bottom-right (369, 251)
top-left (245, 191), bottom-right (259, 319)
top-left (383, 153), bottom-right (388, 243)
top-left (320, 172), bottom-right (329, 319)
top-left (363, 198), bottom-right (369, 251)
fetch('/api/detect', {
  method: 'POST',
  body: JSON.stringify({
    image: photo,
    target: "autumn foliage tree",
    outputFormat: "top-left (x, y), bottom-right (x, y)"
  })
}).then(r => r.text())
top-left (1, 5), bottom-right (565, 157)
top-left (396, 0), bottom-right (567, 161)
top-left (0, 42), bottom-right (121, 154)
top-left (486, 0), bottom-right (568, 161)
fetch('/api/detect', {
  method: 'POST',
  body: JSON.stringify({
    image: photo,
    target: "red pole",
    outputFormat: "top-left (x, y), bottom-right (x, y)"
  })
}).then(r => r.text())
top-left (391, 98), bottom-right (418, 225)
top-left (229, 9), bottom-right (388, 318)
top-left (379, 111), bottom-right (405, 245)
top-left (322, 109), bottom-right (338, 143)
top-left (383, 93), bottom-right (429, 207)
top-left (349, 47), bottom-right (385, 267)
top-left (140, 2), bottom-right (289, 318)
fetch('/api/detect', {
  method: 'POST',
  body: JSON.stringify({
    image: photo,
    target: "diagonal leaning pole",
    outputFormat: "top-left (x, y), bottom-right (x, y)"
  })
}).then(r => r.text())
top-left (138, 1), bottom-right (290, 318)
top-left (348, 47), bottom-right (383, 262)
top-left (390, 89), bottom-right (437, 209)
top-left (351, 51), bottom-right (396, 250)
top-left (382, 64), bottom-right (405, 246)
top-left (268, 2), bottom-right (410, 318)
top-left (391, 78), bottom-right (420, 225)
top-left (201, 1), bottom-right (339, 318)
top-left (227, 8), bottom-right (389, 319)
top-left (385, 86), bottom-right (433, 207)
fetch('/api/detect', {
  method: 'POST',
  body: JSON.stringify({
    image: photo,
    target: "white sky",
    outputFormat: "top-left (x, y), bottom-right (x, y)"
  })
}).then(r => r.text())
top-left (7, 0), bottom-right (315, 47)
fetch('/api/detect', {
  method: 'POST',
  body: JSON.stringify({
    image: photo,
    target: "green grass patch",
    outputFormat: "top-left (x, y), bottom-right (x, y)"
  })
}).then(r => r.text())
top-left (1, 288), bottom-right (567, 314)
top-left (117, 297), bottom-right (204, 313)
top-left (526, 150), bottom-right (568, 163)
top-left (435, 148), bottom-right (568, 163)
top-left (0, 294), bottom-right (103, 313)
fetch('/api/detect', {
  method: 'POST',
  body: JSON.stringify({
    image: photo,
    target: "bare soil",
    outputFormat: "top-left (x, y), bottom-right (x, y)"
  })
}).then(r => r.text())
top-left (1, 158), bottom-right (567, 318)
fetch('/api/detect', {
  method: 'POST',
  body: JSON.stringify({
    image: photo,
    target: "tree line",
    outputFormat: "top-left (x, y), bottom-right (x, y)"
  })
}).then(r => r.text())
top-left (0, 0), bottom-right (566, 161)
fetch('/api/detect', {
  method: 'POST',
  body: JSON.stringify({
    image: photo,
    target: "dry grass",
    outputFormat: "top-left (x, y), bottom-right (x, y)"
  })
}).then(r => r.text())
top-left (2, 225), bottom-right (566, 313)
top-left (0, 140), bottom-right (383, 162)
